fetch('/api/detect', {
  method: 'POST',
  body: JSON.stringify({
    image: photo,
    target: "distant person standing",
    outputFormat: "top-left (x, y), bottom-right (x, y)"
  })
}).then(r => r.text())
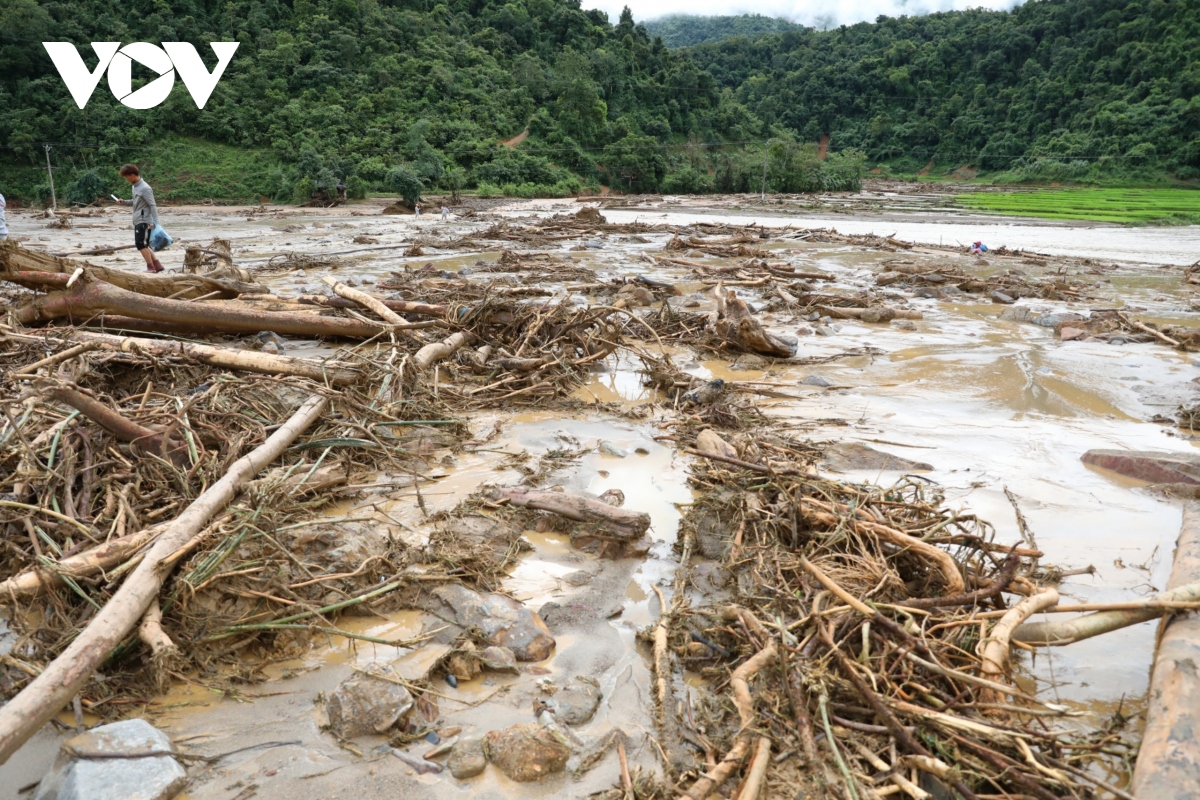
top-left (0, 191), bottom-right (8, 240)
top-left (414, 203), bottom-right (420, 217)
top-left (440, 205), bottom-right (449, 222)
top-left (114, 164), bottom-right (163, 273)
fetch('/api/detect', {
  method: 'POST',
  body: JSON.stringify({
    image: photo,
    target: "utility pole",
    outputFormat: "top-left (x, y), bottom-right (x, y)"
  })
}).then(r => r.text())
top-left (44, 144), bottom-right (57, 212)
top-left (760, 139), bottom-right (771, 202)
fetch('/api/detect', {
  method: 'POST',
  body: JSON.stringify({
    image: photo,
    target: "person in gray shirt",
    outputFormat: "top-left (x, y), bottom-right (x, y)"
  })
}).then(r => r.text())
top-left (115, 164), bottom-right (163, 273)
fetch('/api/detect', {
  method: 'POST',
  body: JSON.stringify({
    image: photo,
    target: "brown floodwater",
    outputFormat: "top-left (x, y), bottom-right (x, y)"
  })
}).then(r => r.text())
top-left (2, 198), bottom-right (1198, 796)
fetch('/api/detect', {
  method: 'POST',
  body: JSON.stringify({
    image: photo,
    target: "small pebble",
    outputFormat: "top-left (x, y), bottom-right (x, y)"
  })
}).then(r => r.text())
top-left (445, 674), bottom-right (458, 688)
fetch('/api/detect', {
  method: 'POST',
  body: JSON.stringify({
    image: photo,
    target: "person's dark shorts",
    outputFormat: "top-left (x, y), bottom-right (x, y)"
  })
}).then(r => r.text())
top-left (134, 222), bottom-right (152, 250)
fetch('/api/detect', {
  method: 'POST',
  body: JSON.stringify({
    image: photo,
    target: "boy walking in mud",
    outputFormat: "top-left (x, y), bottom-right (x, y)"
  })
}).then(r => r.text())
top-left (114, 164), bottom-right (164, 273)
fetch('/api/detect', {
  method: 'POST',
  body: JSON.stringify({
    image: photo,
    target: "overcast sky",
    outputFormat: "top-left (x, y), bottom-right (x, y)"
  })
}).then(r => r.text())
top-left (582, 0), bottom-right (1024, 29)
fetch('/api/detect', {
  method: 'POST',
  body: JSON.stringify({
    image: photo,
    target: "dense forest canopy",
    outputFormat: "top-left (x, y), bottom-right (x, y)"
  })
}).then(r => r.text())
top-left (642, 14), bottom-right (802, 48)
top-left (0, 0), bottom-right (1195, 204)
top-left (680, 0), bottom-right (1200, 182)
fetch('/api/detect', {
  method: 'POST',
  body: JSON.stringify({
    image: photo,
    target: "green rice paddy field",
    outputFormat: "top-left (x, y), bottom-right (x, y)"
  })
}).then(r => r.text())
top-left (954, 188), bottom-right (1200, 224)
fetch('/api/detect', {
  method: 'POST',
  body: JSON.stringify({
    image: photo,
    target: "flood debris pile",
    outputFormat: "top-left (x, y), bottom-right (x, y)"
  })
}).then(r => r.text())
top-left (647, 433), bottom-right (1137, 799)
top-left (876, 260), bottom-right (1094, 304)
top-left (0, 210), bottom-right (1170, 797)
top-left (0, 331), bottom-right (461, 709)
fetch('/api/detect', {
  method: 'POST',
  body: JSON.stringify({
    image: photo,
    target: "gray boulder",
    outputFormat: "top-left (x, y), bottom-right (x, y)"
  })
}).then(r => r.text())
top-left (427, 584), bottom-right (555, 661)
top-left (479, 645), bottom-right (520, 673)
top-left (483, 724), bottom-right (571, 782)
top-left (448, 737), bottom-right (488, 779)
top-left (543, 677), bottom-right (601, 726)
top-left (34, 719), bottom-right (186, 800)
top-left (326, 666), bottom-right (414, 738)
top-left (823, 442), bottom-right (932, 472)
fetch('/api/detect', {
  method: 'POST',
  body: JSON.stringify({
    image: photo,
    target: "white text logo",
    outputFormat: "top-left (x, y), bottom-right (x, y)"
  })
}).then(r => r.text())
top-left (42, 42), bottom-right (240, 110)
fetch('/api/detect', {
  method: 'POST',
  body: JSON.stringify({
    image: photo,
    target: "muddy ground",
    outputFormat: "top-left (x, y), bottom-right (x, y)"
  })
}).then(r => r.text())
top-left (2, 190), bottom-right (1199, 799)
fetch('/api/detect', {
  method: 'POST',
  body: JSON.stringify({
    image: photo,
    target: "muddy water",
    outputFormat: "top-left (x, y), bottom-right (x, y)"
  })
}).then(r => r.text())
top-left (3, 198), bottom-right (1199, 795)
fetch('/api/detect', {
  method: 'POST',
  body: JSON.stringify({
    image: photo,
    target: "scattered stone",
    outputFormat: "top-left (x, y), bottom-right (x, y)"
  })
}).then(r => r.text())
top-left (391, 642), bottom-right (453, 682)
top-left (1032, 312), bottom-right (1085, 328)
top-left (696, 429), bottom-right (738, 460)
top-left (448, 737), bottom-right (488, 779)
top-left (426, 584), bottom-right (555, 661)
top-left (990, 291), bottom-right (1015, 304)
top-left (34, 719), bottom-right (187, 800)
top-left (815, 325), bottom-right (835, 336)
top-left (859, 307), bottom-right (896, 323)
top-left (823, 442), bottom-right (933, 472)
top-left (998, 306), bottom-right (1034, 322)
top-left (543, 677), bottom-right (601, 726)
top-left (1082, 449), bottom-right (1200, 486)
top-left (561, 570), bottom-right (593, 587)
top-left (796, 325), bottom-right (814, 335)
top-left (681, 379), bottom-right (726, 406)
top-left (598, 440), bottom-right (628, 458)
top-left (483, 724), bottom-right (571, 782)
top-left (479, 645), bottom-right (519, 673)
top-left (261, 341), bottom-right (280, 355)
top-left (892, 319), bottom-right (917, 331)
top-left (801, 375), bottom-right (832, 387)
top-left (1060, 326), bottom-right (1088, 341)
top-left (326, 665), bottom-right (414, 738)
top-left (730, 354), bottom-right (768, 370)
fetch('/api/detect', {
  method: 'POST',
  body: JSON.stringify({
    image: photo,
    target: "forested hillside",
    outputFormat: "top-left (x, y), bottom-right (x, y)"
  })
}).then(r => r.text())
top-left (684, 0), bottom-right (1200, 182)
top-left (0, 0), bottom-right (1195, 205)
top-left (643, 14), bottom-right (801, 48)
top-left (0, 0), bottom-right (859, 203)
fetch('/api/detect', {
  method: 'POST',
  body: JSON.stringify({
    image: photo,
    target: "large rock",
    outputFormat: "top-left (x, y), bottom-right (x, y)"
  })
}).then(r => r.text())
top-left (448, 737), bottom-right (487, 779)
top-left (483, 724), bottom-right (571, 782)
top-left (34, 719), bottom-right (186, 800)
top-left (542, 677), bottom-right (601, 726)
top-left (1082, 449), bottom-right (1200, 486)
top-left (427, 584), bottom-right (555, 661)
top-left (823, 442), bottom-right (933, 472)
top-left (326, 666), bottom-right (414, 738)
top-left (479, 645), bottom-right (519, 673)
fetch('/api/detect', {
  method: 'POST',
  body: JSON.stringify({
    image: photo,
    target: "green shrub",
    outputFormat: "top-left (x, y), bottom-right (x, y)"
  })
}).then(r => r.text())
top-left (386, 167), bottom-right (424, 204)
top-left (63, 169), bottom-right (109, 206)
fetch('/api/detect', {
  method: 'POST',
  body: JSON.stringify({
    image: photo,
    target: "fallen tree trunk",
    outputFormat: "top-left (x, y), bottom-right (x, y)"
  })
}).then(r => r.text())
top-left (297, 293), bottom-right (447, 318)
top-left (0, 241), bottom-right (262, 299)
top-left (711, 285), bottom-right (796, 359)
top-left (0, 393), bottom-right (328, 764)
top-left (818, 305), bottom-right (924, 322)
top-left (296, 295), bottom-right (516, 326)
top-left (1014, 580), bottom-right (1200, 645)
top-left (492, 486), bottom-right (651, 539)
top-left (42, 382), bottom-right (188, 465)
top-left (321, 276), bottom-right (406, 325)
top-left (0, 524), bottom-right (165, 601)
top-left (67, 331), bottom-right (362, 385)
top-left (16, 272), bottom-right (384, 339)
top-left (1133, 501), bottom-right (1200, 799)
top-left (414, 331), bottom-right (474, 370)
